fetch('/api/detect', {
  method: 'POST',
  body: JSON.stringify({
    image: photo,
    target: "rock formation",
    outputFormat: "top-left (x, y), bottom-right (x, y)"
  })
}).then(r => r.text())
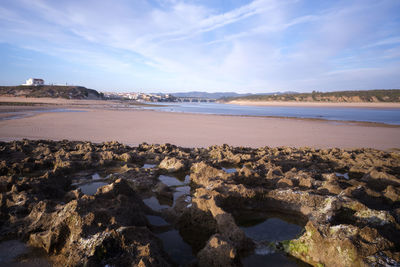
top-left (0, 140), bottom-right (399, 266)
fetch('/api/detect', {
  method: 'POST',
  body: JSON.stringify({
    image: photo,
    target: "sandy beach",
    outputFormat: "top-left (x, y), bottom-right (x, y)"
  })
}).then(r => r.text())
top-left (0, 97), bottom-right (399, 150)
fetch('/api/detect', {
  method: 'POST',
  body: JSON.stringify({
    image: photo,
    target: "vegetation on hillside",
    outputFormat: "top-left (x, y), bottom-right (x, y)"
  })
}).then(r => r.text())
top-left (0, 85), bottom-right (103, 99)
top-left (221, 89), bottom-right (400, 103)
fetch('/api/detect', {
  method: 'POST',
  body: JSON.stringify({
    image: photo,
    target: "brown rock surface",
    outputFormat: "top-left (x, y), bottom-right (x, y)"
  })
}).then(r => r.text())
top-left (0, 140), bottom-right (399, 266)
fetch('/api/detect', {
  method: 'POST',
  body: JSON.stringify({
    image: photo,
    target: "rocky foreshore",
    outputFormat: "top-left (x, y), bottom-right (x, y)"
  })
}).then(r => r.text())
top-left (0, 140), bottom-right (399, 266)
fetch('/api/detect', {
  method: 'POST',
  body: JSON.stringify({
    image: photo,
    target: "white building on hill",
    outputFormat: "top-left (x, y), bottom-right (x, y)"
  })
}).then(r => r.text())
top-left (23, 78), bottom-right (44, 86)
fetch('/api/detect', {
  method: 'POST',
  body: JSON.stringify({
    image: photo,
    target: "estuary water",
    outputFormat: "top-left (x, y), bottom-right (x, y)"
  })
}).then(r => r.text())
top-left (143, 102), bottom-right (400, 125)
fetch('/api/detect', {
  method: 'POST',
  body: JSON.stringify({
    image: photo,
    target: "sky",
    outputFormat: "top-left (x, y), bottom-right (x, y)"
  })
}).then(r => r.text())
top-left (0, 0), bottom-right (400, 93)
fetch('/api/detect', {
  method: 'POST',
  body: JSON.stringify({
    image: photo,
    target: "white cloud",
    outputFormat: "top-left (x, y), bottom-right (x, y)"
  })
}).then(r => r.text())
top-left (0, 0), bottom-right (399, 91)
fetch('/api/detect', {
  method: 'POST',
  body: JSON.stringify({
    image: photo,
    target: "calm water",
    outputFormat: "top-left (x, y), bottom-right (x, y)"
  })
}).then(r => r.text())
top-left (79, 181), bottom-right (108, 195)
top-left (240, 217), bottom-right (303, 242)
top-left (236, 213), bottom-right (305, 267)
top-left (143, 102), bottom-right (400, 125)
top-left (157, 230), bottom-right (195, 265)
top-left (0, 240), bottom-right (51, 266)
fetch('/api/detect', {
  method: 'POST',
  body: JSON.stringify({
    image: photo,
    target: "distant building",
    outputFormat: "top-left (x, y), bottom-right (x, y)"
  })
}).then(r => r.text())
top-left (23, 78), bottom-right (44, 86)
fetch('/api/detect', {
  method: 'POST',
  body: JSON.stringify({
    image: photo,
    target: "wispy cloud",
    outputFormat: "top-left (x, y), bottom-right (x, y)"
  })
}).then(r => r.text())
top-left (0, 0), bottom-right (399, 91)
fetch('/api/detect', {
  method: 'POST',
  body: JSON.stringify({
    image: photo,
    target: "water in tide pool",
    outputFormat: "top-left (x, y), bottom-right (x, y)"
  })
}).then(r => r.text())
top-left (79, 181), bottom-right (108, 195)
top-left (159, 175), bottom-right (186, 187)
top-left (241, 217), bottom-right (303, 242)
top-left (236, 212), bottom-right (307, 267)
top-left (142, 102), bottom-right (400, 125)
top-left (0, 240), bottom-right (51, 266)
top-left (142, 164), bottom-right (157, 169)
top-left (146, 215), bottom-right (169, 226)
top-left (157, 230), bottom-right (195, 265)
top-left (222, 167), bottom-right (237, 174)
top-left (143, 196), bottom-right (171, 211)
top-left (144, 174), bottom-right (191, 211)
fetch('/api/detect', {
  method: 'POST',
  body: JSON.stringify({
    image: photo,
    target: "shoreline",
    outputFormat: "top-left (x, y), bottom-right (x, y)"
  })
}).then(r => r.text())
top-left (226, 100), bottom-right (400, 109)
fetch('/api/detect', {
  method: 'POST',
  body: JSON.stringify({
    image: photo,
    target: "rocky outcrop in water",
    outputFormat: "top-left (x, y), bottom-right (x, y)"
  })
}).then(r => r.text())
top-left (0, 140), bottom-right (399, 266)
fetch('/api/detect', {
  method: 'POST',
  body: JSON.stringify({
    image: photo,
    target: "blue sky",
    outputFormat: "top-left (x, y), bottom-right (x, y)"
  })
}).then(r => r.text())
top-left (0, 0), bottom-right (400, 93)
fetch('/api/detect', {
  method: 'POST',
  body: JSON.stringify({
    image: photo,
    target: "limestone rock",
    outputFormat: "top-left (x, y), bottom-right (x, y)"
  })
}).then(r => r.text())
top-left (159, 157), bottom-right (185, 173)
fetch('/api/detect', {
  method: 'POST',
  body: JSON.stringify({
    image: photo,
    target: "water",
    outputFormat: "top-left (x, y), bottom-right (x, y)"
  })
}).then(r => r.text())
top-left (242, 252), bottom-right (301, 267)
top-left (173, 186), bottom-right (191, 206)
top-left (146, 215), bottom-right (169, 226)
top-left (240, 217), bottom-right (303, 242)
top-left (335, 172), bottom-right (349, 180)
top-left (0, 240), bottom-right (29, 263)
top-left (157, 230), bottom-right (195, 265)
top-left (236, 213), bottom-right (305, 267)
top-left (222, 167), bottom-right (237, 174)
top-left (142, 102), bottom-right (400, 125)
top-left (91, 173), bottom-right (101, 180)
top-left (79, 181), bottom-right (108, 195)
top-left (143, 196), bottom-right (171, 211)
top-left (141, 174), bottom-right (194, 264)
top-left (0, 240), bottom-right (51, 266)
top-left (159, 175), bottom-right (186, 187)
top-left (142, 164), bottom-right (157, 169)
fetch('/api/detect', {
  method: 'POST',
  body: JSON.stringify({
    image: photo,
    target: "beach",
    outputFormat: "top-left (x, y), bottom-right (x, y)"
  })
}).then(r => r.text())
top-left (0, 97), bottom-right (399, 150)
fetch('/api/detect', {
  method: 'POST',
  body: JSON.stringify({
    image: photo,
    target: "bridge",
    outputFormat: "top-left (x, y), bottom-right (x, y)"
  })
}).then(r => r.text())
top-left (175, 97), bottom-right (216, 103)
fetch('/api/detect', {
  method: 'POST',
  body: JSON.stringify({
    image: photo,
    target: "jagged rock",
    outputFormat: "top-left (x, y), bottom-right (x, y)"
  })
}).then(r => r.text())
top-left (197, 234), bottom-right (238, 267)
top-left (284, 221), bottom-right (394, 267)
top-left (159, 157), bottom-right (185, 173)
top-left (384, 185), bottom-right (400, 202)
top-left (0, 140), bottom-right (399, 266)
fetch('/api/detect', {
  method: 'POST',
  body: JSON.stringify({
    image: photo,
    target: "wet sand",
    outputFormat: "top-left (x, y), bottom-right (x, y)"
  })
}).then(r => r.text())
top-left (0, 104), bottom-right (399, 150)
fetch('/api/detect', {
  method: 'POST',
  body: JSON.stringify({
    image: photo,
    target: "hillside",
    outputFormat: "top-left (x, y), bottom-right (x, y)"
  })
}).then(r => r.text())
top-left (0, 85), bottom-right (103, 99)
top-left (221, 89), bottom-right (400, 103)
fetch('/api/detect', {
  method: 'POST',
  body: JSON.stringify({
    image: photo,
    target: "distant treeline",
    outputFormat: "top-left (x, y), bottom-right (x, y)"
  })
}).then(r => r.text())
top-left (221, 89), bottom-right (400, 103)
top-left (0, 85), bottom-right (103, 99)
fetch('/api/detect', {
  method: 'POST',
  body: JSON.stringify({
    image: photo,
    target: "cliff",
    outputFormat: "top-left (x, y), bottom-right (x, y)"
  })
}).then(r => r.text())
top-left (0, 85), bottom-right (103, 99)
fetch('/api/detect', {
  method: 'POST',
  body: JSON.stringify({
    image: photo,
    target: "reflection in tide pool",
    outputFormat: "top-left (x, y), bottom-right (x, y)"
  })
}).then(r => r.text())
top-left (173, 186), bottom-right (191, 206)
top-left (91, 173), bottom-right (101, 180)
top-left (146, 215), bottom-right (169, 226)
top-left (335, 172), bottom-right (350, 180)
top-left (0, 240), bottom-right (51, 266)
top-left (143, 196), bottom-right (171, 211)
top-left (79, 181), bottom-right (108, 195)
top-left (242, 251), bottom-right (300, 267)
top-left (222, 167), bottom-right (237, 174)
top-left (142, 164), bottom-right (157, 169)
top-left (157, 230), bottom-right (195, 265)
top-left (159, 175), bottom-right (185, 187)
top-left (241, 217), bottom-right (303, 242)
top-left (238, 214), bottom-right (305, 267)
top-left (0, 240), bottom-right (28, 264)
